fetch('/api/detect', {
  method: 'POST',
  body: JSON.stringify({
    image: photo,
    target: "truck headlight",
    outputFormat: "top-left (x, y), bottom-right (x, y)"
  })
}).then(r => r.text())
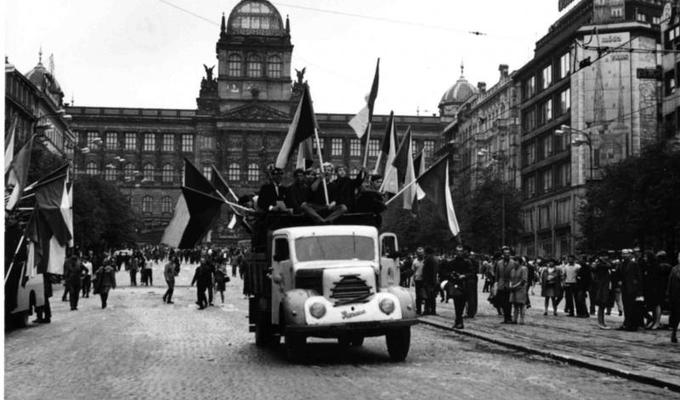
top-left (379, 298), bottom-right (395, 315)
top-left (310, 302), bottom-right (326, 319)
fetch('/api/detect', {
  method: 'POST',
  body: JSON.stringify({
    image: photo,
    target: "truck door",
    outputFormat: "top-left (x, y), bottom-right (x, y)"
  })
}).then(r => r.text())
top-left (271, 236), bottom-right (291, 325)
top-left (379, 233), bottom-right (400, 288)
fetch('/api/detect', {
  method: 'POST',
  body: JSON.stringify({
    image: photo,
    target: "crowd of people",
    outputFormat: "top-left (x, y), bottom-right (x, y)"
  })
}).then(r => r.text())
top-left (397, 245), bottom-right (680, 343)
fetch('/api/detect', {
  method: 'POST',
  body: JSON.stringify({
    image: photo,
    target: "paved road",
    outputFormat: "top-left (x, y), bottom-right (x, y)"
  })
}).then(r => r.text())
top-left (4, 263), bottom-right (674, 400)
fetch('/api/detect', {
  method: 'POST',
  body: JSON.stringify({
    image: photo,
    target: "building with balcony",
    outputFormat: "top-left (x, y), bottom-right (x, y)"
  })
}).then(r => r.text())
top-left (516, 0), bottom-right (662, 258)
top-left (65, 0), bottom-right (443, 244)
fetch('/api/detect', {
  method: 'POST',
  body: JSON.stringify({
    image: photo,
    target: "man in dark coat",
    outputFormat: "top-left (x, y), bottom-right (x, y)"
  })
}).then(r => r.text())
top-left (286, 168), bottom-right (325, 223)
top-left (328, 165), bottom-right (365, 212)
top-left (63, 254), bottom-right (82, 311)
top-left (191, 257), bottom-right (212, 309)
top-left (422, 247), bottom-right (439, 315)
top-left (666, 252), bottom-right (680, 343)
top-left (463, 246), bottom-right (478, 318)
top-left (449, 245), bottom-right (475, 328)
top-left (257, 167), bottom-right (288, 212)
top-left (618, 249), bottom-right (644, 331)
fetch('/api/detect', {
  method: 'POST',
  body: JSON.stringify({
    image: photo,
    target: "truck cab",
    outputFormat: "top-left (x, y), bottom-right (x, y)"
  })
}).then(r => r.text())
top-left (247, 221), bottom-right (417, 362)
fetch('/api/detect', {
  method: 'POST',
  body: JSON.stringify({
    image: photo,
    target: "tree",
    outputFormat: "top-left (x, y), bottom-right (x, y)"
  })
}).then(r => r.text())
top-left (456, 178), bottom-right (523, 254)
top-left (578, 144), bottom-right (680, 254)
top-left (73, 175), bottom-right (141, 252)
top-left (382, 199), bottom-right (456, 252)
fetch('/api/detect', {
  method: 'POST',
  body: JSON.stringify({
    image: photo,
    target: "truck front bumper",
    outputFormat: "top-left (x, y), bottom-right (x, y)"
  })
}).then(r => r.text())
top-left (284, 318), bottom-right (418, 338)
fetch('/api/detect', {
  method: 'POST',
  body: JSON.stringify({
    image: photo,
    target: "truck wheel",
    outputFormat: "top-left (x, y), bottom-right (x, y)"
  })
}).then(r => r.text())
top-left (386, 327), bottom-right (411, 361)
top-left (284, 333), bottom-right (305, 362)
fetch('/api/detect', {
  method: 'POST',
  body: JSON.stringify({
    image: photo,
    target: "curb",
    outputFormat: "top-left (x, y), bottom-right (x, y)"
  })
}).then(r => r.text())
top-left (418, 316), bottom-right (680, 393)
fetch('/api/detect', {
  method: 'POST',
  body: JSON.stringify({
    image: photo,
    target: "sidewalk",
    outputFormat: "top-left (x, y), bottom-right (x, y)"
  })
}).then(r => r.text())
top-left (415, 279), bottom-right (680, 392)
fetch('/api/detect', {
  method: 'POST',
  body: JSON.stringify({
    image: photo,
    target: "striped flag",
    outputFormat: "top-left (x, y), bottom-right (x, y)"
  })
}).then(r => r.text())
top-left (161, 187), bottom-right (223, 249)
top-left (377, 112), bottom-right (398, 194)
top-left (276, 84), bottom-right (318, 169)
top-left (5, 135), bottom-right (35, 211)
top-left (416, 157), bottom-right (460, 236)
top-left (391, 127), bottom-right (416, 210)
top-left (348, 58), bottom-right (380, 139)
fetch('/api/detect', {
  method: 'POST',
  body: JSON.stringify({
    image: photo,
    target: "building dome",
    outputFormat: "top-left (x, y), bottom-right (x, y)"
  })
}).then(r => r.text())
top-left (227, 0), bottom-right (286, 36)
top-left (25, 51), bottom-right (64, 106)
top-left (439, 71), bottom-right (477, 106)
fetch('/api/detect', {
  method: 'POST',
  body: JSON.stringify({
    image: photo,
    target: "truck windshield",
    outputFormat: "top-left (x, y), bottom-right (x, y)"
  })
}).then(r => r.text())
top-left (295, 235), bottom-right (375, 262)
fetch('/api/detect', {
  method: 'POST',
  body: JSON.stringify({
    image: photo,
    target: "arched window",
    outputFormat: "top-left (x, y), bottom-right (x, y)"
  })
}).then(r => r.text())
top-left (247, 55), bottom-right (262, 78)
top-left (228, 163), bottom-right (240, 181)
top-left (247, 163), bottom-right (259, 182)
top-left (85, 161), bottom-right (98, 176)
top-left (161, 196), bottom-right (173, 214)
top-left (162, 164), bottom-right (174, 183)
top-left (142, 195), bottom-right (153, 213)
top-left (267, 56), bottom-right (282, 78)
top-left (143, 163), bottom-right (155, 181)
top-left (228, 54), bottom-right (241, 77)
top-left (124, 163), bottom-right (135, 180)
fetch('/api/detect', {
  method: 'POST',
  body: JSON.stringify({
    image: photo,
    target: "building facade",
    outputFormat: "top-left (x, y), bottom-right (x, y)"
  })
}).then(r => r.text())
top-left (661, 0), bottom-right (680, 147)
top-left (65, 0), bottom-right (443, 244)
top-left (5, 54), bottom-right (75, 162)
top-left (516, 0), bottom-right (662, 258)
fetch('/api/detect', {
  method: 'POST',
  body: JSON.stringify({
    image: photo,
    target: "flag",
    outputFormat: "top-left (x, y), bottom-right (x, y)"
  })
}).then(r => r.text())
top-left (184, 157), bottom-right (217, 196)
top-left (390, 128), bottom-right (417, 210)
top-left (348, 58), bottom-right (380, 139)
top-left (414, 151), bottom-right (426, 201)
top-left (377, 112), bottom-right (398, 193)
top-left (276, 84), bottom-right (318, 169)
top-left (5, 135), bottom-right (35, 211)
top-left (391, 126), bottom-right (413, 184)
top-left (60, 177), bottom-right (74, 247)
top-left (416, 157), bottom-right (460, 236)
top-left (161, 186), bottom-right (223, 249)
top-left (33, 169), bottom-right (71, 246)
top-left (295, 138), bottom-right (314, 170)
top-left (5, 115), bottom-right (18, 172)
top-left (25, 206), bottom-right (67, 275)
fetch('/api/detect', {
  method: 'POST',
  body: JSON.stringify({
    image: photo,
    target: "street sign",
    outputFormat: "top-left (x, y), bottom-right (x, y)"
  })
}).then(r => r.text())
top-left (636, 67), bottom-right (662, 80)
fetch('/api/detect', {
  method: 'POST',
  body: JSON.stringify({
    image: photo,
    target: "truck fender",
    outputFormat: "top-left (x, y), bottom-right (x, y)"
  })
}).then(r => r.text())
top-left (281, 289), bottom-right (315, 327)
top-left (384, 286), bottom-right (417, 319)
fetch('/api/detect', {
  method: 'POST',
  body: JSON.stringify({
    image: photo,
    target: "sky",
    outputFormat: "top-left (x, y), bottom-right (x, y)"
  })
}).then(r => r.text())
top-left (4, 0), bottom-right (574, 116)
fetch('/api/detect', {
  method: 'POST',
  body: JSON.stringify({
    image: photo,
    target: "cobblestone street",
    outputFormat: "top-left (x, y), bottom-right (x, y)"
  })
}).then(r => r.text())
top-left (4, 264), bottom-right (675, 400)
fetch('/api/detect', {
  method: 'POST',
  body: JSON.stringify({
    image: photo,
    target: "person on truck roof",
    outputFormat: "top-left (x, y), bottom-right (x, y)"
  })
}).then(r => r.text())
top-left (286, 168), bottom-right (326, 223)
top-left (328, 165), bottom-right (365, 212)
top-left (257, 167), bottom-right (289, 212)
top-left (306, 162), bottom-right (348, 224)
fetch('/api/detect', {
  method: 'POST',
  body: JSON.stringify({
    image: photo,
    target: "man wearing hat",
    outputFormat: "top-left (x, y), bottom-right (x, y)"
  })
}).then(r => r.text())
top-left (257, 167), bottom-right (289, 212)
top-left (617, 249), bottom-right (644, 331)
top-left (492, 246), bottom-right (517, 323)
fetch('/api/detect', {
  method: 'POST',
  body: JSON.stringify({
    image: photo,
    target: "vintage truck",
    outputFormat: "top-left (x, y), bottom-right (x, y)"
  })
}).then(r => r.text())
top-left (244, 214), bottom-right (417, 362)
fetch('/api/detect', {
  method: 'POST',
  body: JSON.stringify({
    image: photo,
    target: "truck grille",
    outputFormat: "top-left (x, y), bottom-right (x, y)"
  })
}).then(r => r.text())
top-left (295, 269), bottom-right (323, 294)
top-left (330, 274), bottom-right (373, 304)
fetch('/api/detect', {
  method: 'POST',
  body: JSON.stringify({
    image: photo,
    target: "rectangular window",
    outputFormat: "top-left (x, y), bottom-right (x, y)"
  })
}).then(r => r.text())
top-left (559, 88), bottom-right (571, 115)
top-left (653, 16), bottom-right (660, 25)
top-left (106, 132), bottom-right (117, 149)
top-left (368, 139), bottom-right (380, 157)
top-left (522, 108), bottom-right (536, 132)
top-left (527, 142), bottom-right (536, 165)
top-left (523, 76), bottom-right (536, 99)
top-left (423, 140), bottom-right (435, 158)
top-left (611, 7), bottom-right (623, 18)
top-left (542, 65), bottom-right (552, 89)
top-left (143, 133), bottom-right (155, 152)
top-left (538, 204), bottom-right (552, 230)
top-left (331, 138), bottom-right (343, 156)
top-left (202, 166), bottom-right (212, 180)
top-left (350, 139), bottom-right (361, 157)
top-left (545, 99), bottom-right (552, 122)
top-left (636, 12), bottom-right (647, 22)
top-left (124, 133), bottom-right (136, 151)
top-left (544, 133), bottom-right (553, 157)
top-left (525, 175), bottom-right (536, 198)
top-left (201, 136), bottom-right (215, 150)
top-left (86, 131), bottom-right (100, 147)
top-left (181, 134), bottom-right (193, 152)
top-left (163, 134), bottom-right (174, 152)
top-left (313, 138), bottom-right (325, 151)
top-left (559, 52), bottom-right (570, 79)
top-left (543, 169), bottom-right (553, 192)
top-left (556, 198), bottom-right (571, 225)
top-left (104, 168), bottom-right (117, 181)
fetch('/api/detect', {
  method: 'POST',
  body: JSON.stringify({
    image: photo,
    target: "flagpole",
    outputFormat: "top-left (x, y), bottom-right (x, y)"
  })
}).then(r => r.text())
top-left (314, 128), bottom-right (330, 205)
top-left (384, 177), bottom-right (420, 207)
top-left (4, 234), bottom-right (26, 285)
top-left (362, 122), bottom-right (372, 169)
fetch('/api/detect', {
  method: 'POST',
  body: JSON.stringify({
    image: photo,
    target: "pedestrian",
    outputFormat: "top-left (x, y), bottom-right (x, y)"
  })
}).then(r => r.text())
top-left (412, 247), bottom-right (426, 315)
top-left (129, 254), bottom-right (139, 286)
top-left (492, 246), bottom-right (516, 323)
top-left (449, 245), bottom-right (473, 328)
top-left (422, 247), bottom-right (439, 316)
top-left (94, 258), bottom-right (117, 309)
top-left (592, 252), bottom-right (613, 329)
top-left (561, 255), bottom-right (580, 317)
top-left (640, 250), bottom-right (664, 330)
top-left (666, 251), bottom-right (680, 343)
top-left (163, 256), bottom-right (179, 304)
top-left (509, 258), bottom-right (528, 324)
top-left (63, 254), bottom-right (82, 311)
top-left (540, 259), bottom-right (563, 316)
top-left (463, 246), bottom-right (478, 318)
top-left (214, 261), bottom-right (229, 304)
top-left (191, 257), bottom-right (212, 309)
top-left (81, 254), bottom-right (93, 298)
top-left (575, 256), bottom-right (591, 318)
top-left (143, 254), bottom-right (153, 287)
top-left (617, 249), bottom-right (644, 331)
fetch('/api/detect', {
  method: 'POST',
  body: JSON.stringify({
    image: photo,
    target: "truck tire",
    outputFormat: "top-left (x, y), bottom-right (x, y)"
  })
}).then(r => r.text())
top-left (284, 333), bottom-right (305, 362)
top-left (386, 327), bottom-right (411, 361)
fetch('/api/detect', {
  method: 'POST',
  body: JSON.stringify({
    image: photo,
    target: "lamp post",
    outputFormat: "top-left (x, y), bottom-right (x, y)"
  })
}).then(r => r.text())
top-left (555, 124), bottom-right (593, 181)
